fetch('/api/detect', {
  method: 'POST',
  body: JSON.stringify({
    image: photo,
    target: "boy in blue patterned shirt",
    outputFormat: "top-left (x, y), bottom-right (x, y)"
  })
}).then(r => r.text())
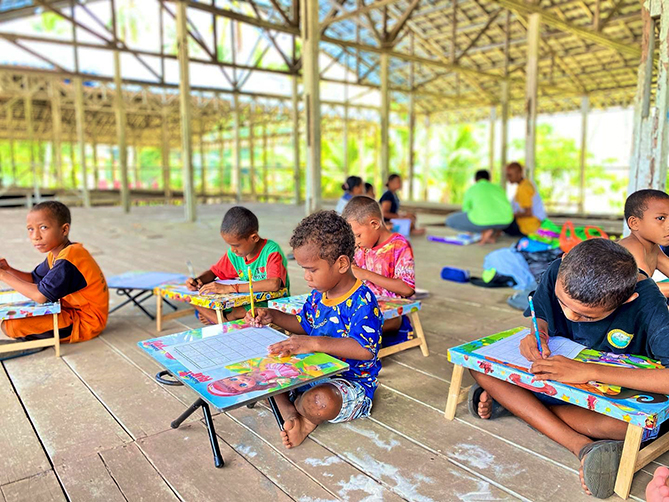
top-left (247, 211), bottom-right (383, 449)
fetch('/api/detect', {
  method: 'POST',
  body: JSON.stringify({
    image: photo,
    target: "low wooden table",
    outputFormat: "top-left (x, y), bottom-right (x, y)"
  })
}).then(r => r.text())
top-left (107, 271), bottom-right (186, 320)
top-left (268, 294), bottom-right (429, 359)
top-left (139, 320), bottom-right (348, 467)
top-left (154, 284), bottom-right (288, 332)
top-left (0, 289), bottom-right (61, 357)
top-left (445, 326), bottom-right (669, 499)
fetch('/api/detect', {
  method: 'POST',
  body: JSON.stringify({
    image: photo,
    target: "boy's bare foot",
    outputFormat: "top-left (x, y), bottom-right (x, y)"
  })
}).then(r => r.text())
top-left (478, 229), bottom-right (495, 245)
top-left (281, 415), bottom-right (318, 449)
top-left (647, 466), bottom-right (669, 502)
top-left (477, 390), bottom-right (493, 419)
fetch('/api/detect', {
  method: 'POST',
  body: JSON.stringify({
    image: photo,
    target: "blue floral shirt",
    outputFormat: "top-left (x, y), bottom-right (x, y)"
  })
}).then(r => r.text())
top-left (296, 280), bottom-right (383, 399)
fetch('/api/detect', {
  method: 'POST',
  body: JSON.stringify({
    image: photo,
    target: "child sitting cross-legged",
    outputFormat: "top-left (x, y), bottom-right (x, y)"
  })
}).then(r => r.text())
top-left (187, 206), bottom-right (289, 324)
top-left (619, 189), bottom-right (669, 297)
top-left (469, 238), bottom-right (669, 499)
top-left (342, 195), bottom-right (415, 346)
top-left (0, 201), bottom-right (108, 344)
top-left (246, 210), bottom-right (383, 449)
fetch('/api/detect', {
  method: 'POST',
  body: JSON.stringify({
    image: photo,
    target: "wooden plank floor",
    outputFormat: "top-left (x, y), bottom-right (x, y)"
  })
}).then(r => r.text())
top-left (0, 203), bottom-right (656, 501)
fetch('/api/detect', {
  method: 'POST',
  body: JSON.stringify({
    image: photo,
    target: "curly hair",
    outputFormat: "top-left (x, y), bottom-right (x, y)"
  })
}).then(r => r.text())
top-left (289, 210), bottom-right (355, 264)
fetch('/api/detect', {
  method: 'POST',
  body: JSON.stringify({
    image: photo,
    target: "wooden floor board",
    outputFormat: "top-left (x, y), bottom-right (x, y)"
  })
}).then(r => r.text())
top-left (1, 471), bottom-right (65, 502)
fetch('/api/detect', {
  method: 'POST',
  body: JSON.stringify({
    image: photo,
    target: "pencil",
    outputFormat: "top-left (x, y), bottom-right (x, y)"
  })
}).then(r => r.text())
top-left (248, 266), bottom-right (255, 318)
top-left (186, 260), bottom-right (195, 279)
top-left (528, 295), bottom-right (543, 355)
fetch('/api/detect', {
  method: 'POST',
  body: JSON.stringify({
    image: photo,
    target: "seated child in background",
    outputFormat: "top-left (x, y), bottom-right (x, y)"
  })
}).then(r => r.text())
top-left (365, 182), bottom-right (375, 199)
top-left (469, 239), bottom-right (669, 499)
top-left (619, 189), bottom-right (669, 296)
top-left (187, 206), bottom-right (289, 324)
top-left (0, 201), bottom-right (108, 343)
top-left (246, 210), bottom-right (382, 449)
top-left (335, 176), bottom-right (364, 215)
top-left (342, 196), bottom-right (415, 346)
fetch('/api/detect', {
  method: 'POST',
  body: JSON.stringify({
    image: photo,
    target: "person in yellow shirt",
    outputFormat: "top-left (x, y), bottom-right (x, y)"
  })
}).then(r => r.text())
top-left (505, 162), bottom-right (546, 236)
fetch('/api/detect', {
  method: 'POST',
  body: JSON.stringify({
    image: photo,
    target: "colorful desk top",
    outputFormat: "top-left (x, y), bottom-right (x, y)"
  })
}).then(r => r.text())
top-left (156, 284), bottom-right (288, 310)
top-left (269, 294), bottom-right (421, 320)
top-left (0, 289), bottom-right (61, 321)
top-left (139, 320), bottom-right (349, 411)
top-left (107, 271), bottom-right (188, 290)
top-left (448, 327), bottom-right (669, 437)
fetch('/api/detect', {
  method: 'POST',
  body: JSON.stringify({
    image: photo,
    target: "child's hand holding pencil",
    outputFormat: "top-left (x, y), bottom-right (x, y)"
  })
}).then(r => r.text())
top-left (244, 308), bottom-right (273, 327)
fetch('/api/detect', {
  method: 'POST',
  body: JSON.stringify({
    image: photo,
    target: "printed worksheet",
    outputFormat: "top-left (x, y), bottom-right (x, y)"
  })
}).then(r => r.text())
top-left (0, 291), bottom-right (30, 305)
top-left (169, 326), bottom-right (287, 372)
top-left (473, 328), bottom-right (585, 369)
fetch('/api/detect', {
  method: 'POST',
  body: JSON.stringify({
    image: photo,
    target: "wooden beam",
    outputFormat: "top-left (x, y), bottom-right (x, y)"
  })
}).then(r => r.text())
top-left (488, 0), bottom-right (641, 58)
top-left (489, 106), bottom-right (496, 174)
top-left (233, 92), bottom-right (242, 202)
top-left (380, 52), bottom-right (390, 185)
top-left (387, 0), bottom-right (421, 44)
top-left (525, 13), bottom-right (540, 182)
top-left (25, 95), bottom-right (40, 202)
top-left (292, 74), bottom-right (301, 205)
top-left (320, 0), bottom-right (404, 28)
top-left (161, 98), bottom-right (171, 198)
top-left (74, 77), bottom-right (90, 207)
top-left (176, 0), bottom-right (196, 221)
top-left (423, 114), bottom-right (430, 200)
top-left (50, 81), bottom-right (62, 186)
top-left (302, 0), bottom-right (322, 214)
top-left (249, 103), bottom-right (256, 199)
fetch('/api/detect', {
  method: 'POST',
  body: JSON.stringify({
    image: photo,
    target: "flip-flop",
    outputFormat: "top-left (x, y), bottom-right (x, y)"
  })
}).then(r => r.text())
top-left (467, 383), bottom-right (512, 420)
top-left (578, 440), bottom-right (624, 499)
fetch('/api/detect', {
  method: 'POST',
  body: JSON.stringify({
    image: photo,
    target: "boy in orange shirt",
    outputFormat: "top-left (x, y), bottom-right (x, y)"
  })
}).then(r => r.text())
top-left (342, 196), bottom-right (415, 345)
top-left (0, 201), bottom-right (108, 343)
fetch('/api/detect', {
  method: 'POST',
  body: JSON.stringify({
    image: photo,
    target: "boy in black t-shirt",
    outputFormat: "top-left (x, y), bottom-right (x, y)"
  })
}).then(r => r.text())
top-left (469, 239), bottom-right (669, 499)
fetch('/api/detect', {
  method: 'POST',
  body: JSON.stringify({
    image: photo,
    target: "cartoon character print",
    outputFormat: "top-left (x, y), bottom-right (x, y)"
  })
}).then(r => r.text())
top-left (477, 361), bottom-right (494, 375)
top-left (208, 362), bottom-right (302, 397)
top-left (508, 374), bottom-right (557, 396)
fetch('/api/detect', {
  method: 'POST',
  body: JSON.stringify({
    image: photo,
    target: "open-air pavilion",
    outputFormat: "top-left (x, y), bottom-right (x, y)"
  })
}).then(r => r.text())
top-left (0, 1), bottom-right (668, 501)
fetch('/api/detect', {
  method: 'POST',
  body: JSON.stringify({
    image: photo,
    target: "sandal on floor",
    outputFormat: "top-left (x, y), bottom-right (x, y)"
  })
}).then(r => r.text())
top-left (578, 440), bottom-right (624, 499)
top-left (467, 383), bottom-right (512, 420)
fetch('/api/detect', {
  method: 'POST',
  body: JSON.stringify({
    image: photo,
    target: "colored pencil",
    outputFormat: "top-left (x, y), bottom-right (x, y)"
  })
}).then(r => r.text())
top-left (248, 266), bottom-right (255, 318)
top-left (528, 295), bottom-right (543, 355)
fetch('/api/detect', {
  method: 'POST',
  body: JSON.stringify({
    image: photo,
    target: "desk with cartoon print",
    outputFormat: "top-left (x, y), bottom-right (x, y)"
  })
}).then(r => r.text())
top-left (154, 284), bottom-right (288, 332)
top-left (268, 295), bottom-right (429, 359)
top-left (140, 320), bottom-right (348, 467)
top-left (444, 326), bottom-right (669, 499)
top-left (0, 289), bottom-right (61, 357)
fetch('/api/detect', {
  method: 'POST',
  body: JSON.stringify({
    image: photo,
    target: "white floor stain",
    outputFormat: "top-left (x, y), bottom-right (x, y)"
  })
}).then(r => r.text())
top-left (450, 443), bottom-right (524, 480)
top-left (337, 473), bottom-right (388, 502)
top-left (343, 423), bottom-right (400, 451)
top-left (305, 456), bottom-right (344, 467)
top-left (236, 444), bottom-right (257, 458)
top-left (346, 453), bottom-right (435, 502)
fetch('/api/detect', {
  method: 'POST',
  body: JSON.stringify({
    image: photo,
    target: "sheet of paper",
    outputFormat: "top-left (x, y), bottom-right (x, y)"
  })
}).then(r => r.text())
top-left (215, 279), bottom-right (246, 285)
top-left (0, 291), bottom-right (31, 305)
top-left (473, 328), bottom-right (585, 369)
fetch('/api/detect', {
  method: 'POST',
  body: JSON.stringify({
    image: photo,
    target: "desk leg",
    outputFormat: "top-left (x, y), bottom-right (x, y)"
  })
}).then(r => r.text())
top-left (53, 313), bottom-right (60, 358)
top-left (172, 398), bottom-right (224, 468)
top-left (444, 364), bottom-right (465, 420)
top-left (216, 309), bottom-right (223, 324)
top-left (410, 311), bottom-right (429, 357)
top-left (268, 396), bottom-right (285, 431)
top-left (614, 424), bottom-right (644, 499)
top-left (156, 293), bottom-right (163, 332)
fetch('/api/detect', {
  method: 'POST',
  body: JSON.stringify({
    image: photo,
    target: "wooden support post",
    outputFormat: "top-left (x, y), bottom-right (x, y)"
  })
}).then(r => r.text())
top-left (292, 74), bottom-right (301, 205)
top-left (50, 81), bottom-right (62, 187)
top-left (380, 52), bottom-right (390, 185)
top-left (628, 1), bottom-right (669, 197)
top-left (69, 138), bottom-right (77, 189)
top-left (176, 0), bottom-right (196, 221)
top-left (233, 92), bottom-right (242, 202)
top-left (408, 96), bottom-right (416, 201)
top-left (25, 95), bottom-right (40, 203)
top-left (263, 123), bottom-right (269, 201)
top-left (133, 144), bottom-right (140, 189)
top-left (301, 0), bottom-right (322, 214)
top-left (444, 364), bottom-right (465, 420)
top-left (10, 139), bottom-right (16, 185)
top-left (614, 424), bottom-right (644, 499)
top-left (579, 96), bottom-right (589, 214)
top-left (74, 77), bottom-right (91, 207)
top-left (423, 114), bottom-right (431, 201)
top-left (249, 105), bottom-right (256, 200)
top-left (92, 138), bottom-right (99, 191)
top-left (161, 101), bottom-right (171, 199)
top-left (199, 119), bottom-right (206, 196)
top-left (358, 123), bottom-right (365, 179)
top-left (218, 121), bottom-right (224, 196)
top-left (500, 80), bottom-right (510, 187)
top-left (114, 51), bottom-right (129, 212)
top-left (525, 13), bottom-right (540, 182)
top-left (489, 106), bottom-right (496, 174)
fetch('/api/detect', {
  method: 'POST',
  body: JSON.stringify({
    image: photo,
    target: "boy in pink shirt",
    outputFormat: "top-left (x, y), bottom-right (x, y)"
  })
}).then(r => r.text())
top-left (343, 196), bottom-right (415, 345)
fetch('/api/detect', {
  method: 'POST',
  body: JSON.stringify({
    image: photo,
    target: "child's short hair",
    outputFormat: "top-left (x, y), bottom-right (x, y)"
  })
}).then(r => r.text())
top-left (289, 211), bottom-right (355, 264)
top-left (624, 189), bottom-right (669, 223)
top-left (557, 239), bottom-right (638, 311)
top-left (342, 176), bottom-right (363, 193)
top-left (475, 170), bottom-right (490, 181)
top-left (31, 201), bottom-right (71, 226)
top-left (220, 206), bottom-right (259, 238)
top-left (341, 195), bottom-right (383, 224)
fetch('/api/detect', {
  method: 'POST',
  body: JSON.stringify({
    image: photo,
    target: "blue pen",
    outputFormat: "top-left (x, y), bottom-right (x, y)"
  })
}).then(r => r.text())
top-left (528, 295), bottom-right (543, 355)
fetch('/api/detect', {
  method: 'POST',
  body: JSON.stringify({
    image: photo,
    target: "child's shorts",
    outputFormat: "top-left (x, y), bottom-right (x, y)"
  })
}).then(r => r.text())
top-left (290, 377), bottom-right (373, 423)
top-left (2, 311), bottom-right (74, 341)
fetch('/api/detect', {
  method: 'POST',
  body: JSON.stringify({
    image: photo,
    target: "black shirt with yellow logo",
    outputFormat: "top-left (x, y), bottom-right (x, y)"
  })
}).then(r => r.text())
top-left (525, 259), bottom-right (669, 365)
